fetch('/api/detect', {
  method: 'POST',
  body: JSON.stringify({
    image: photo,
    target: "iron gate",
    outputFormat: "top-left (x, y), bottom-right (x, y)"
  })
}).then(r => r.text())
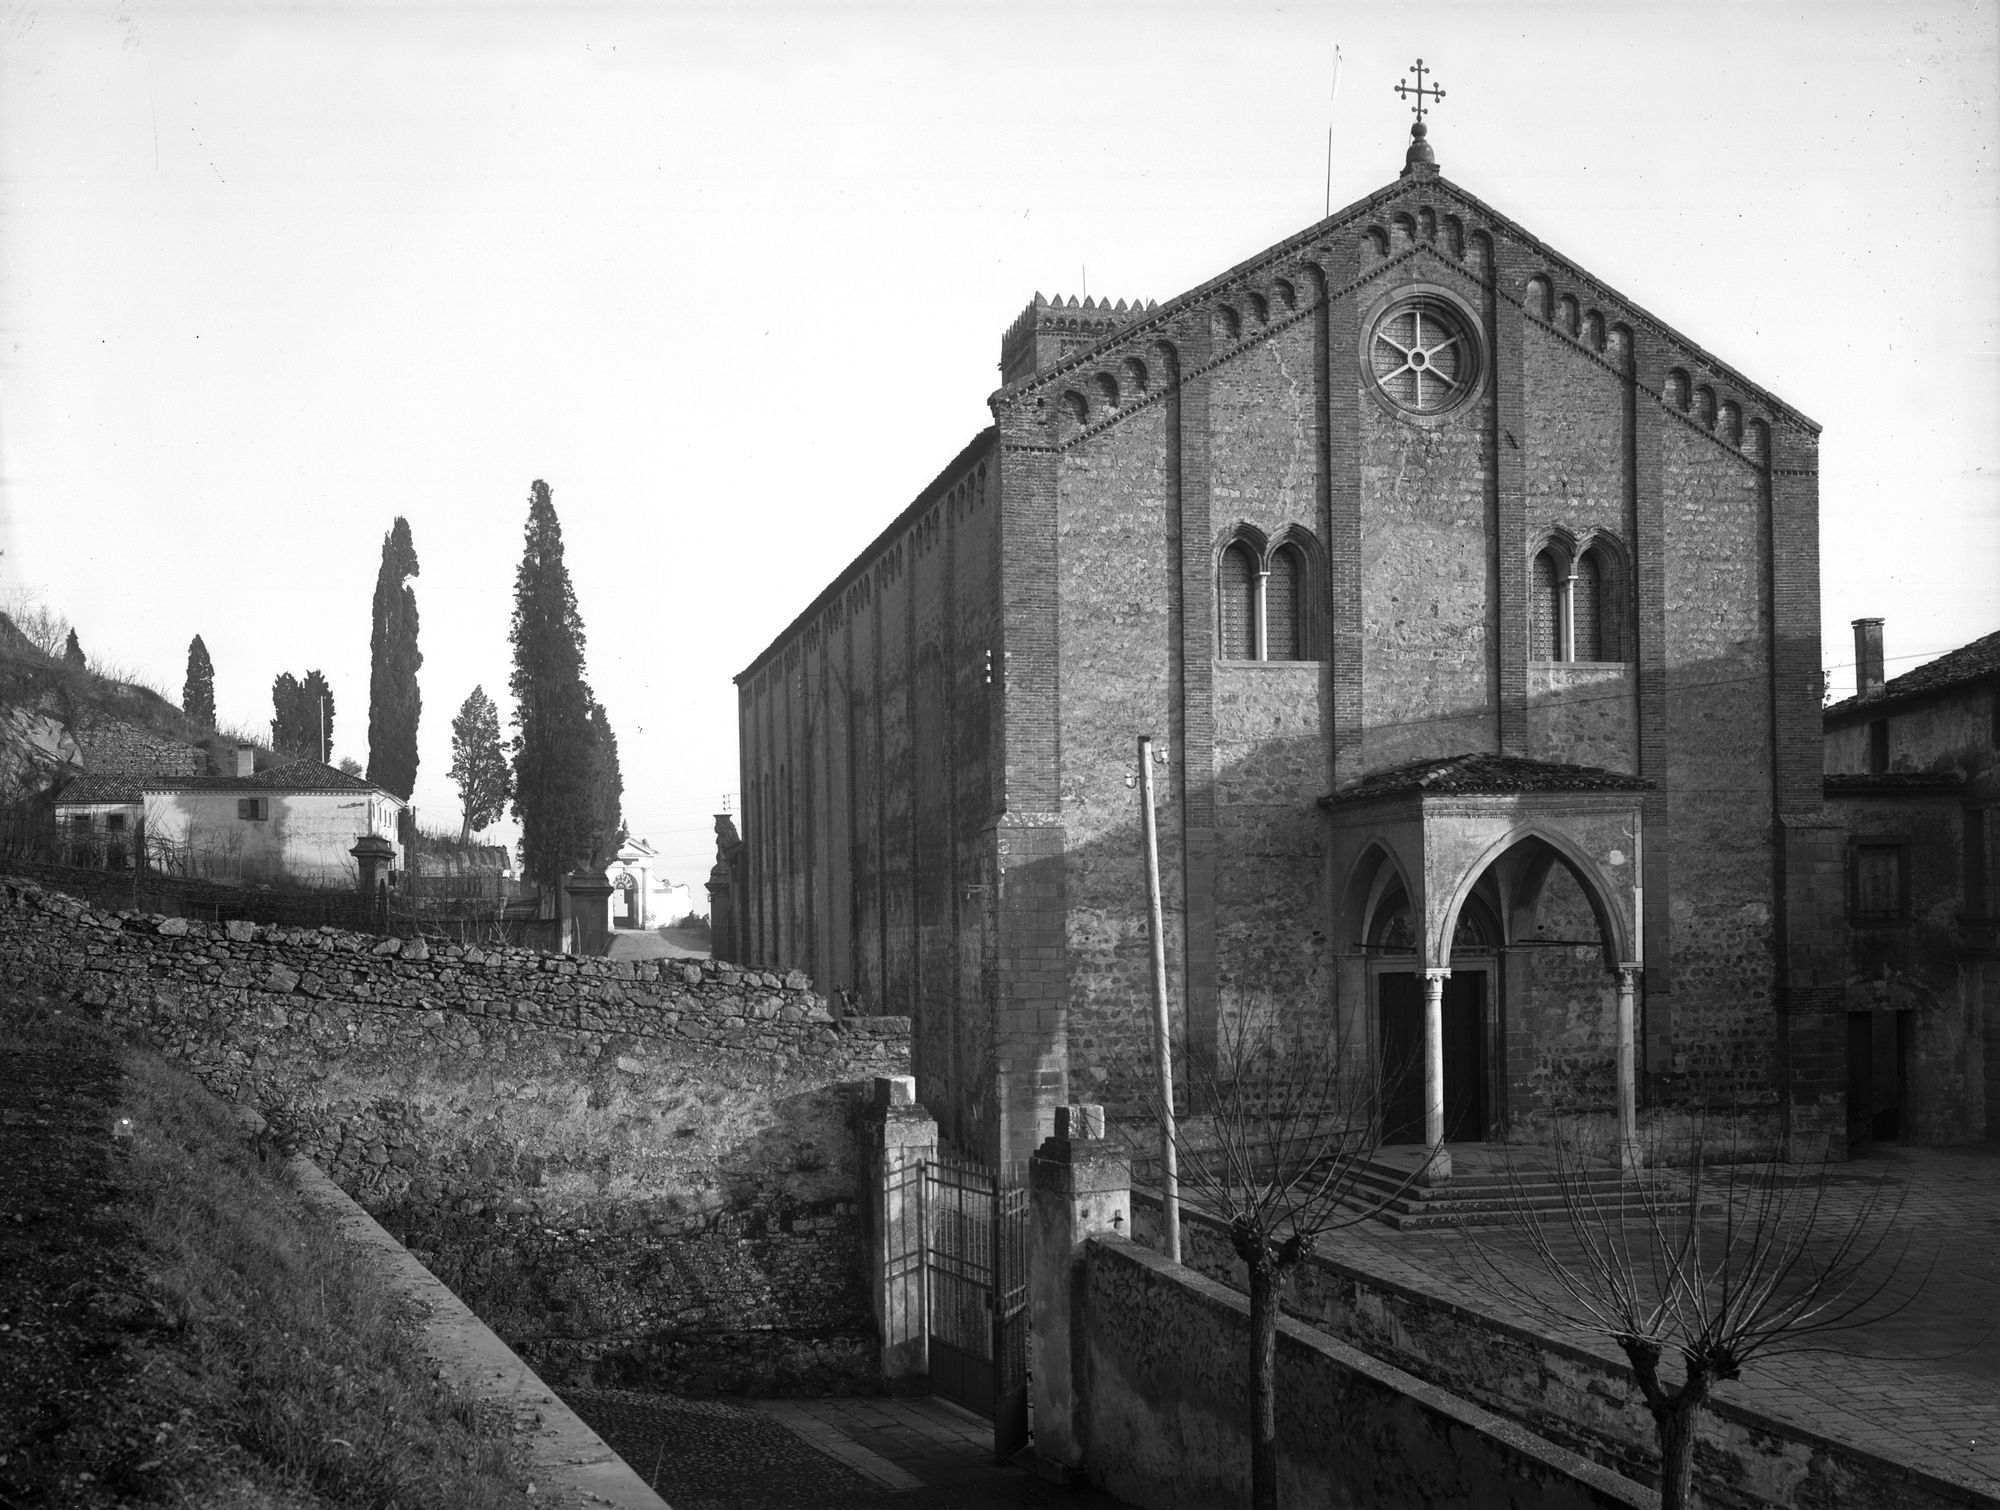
top-left (922, 1153), bottom-right (1029, 1463)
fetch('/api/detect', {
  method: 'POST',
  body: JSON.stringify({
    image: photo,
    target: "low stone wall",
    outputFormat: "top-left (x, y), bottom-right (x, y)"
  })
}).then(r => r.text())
top-left (1130, 1190), bottom-right (1981, 1510)
top-left (0, 874), bottom-right (912, 1396)
top-left (1081, 1236), bottom-right (1647, 1510)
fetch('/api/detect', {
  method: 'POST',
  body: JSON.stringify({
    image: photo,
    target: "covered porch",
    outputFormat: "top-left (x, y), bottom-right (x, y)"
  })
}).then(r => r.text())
top-left (1321, 754), bottom-right (1653, 1186)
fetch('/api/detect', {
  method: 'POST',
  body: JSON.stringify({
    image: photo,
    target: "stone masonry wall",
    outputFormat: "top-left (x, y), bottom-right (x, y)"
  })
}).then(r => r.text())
top-left (0, 874), bottom-right (912, 1396)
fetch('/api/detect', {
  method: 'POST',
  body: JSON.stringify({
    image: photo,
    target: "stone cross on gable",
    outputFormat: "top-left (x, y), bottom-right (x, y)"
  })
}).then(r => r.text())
top-left (1395, 58), bottom-right (1446, 126)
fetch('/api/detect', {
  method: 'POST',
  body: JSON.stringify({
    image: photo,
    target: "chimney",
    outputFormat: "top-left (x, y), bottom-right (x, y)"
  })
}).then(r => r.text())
top-left (1853, 618), bottom-right (1885, 701)
top-left (235, 743), bottom-right (256, 778)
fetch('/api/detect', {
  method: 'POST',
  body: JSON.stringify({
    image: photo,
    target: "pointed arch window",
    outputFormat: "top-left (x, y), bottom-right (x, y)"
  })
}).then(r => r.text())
top-left (1533, 535), bottom-right (1625, 662)
top-left (1533, 549), bottom-right (1564, 660)
top-left (1219, 542), bottom-right (1258, 660)
top-left (1573, 550), bottom-right (1603, 662)
top-left (1265, 545), bottom-right (1303, 661)
top-left (1217, 527), bottom-right (1324, 661)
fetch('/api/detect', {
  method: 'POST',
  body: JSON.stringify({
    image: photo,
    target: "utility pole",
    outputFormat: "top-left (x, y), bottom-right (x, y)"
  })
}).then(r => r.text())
top-left (1137, 733), bottom-right (1181, 1263)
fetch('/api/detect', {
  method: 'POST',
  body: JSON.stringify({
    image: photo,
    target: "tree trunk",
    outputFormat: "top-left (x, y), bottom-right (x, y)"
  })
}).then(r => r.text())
top-left (1248, 1256), bottom-right (1279, 1510)
top-left (1654, 1385), bottom-right (1710, 1510)
top-left (459, 809), bottom-right (473, 847)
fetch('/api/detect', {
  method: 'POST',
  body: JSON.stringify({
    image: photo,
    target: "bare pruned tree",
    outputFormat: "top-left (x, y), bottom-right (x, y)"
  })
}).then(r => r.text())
top-left (1467, 1117), bottom-right (1922, 1510)
top-left (1145, 1001), bottom-right (1419, 1510)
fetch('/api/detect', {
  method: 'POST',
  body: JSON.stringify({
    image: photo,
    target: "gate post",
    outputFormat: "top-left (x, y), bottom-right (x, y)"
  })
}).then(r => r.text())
top-left (862, 1075), bottom-right (935, 1394)
top-left (1028, 1103), bottom-right (1129, 1482)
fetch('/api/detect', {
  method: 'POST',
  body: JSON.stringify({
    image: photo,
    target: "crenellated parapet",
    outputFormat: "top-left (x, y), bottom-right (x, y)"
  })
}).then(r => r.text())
top-left (1000, 292), bottom-right (1157, 385)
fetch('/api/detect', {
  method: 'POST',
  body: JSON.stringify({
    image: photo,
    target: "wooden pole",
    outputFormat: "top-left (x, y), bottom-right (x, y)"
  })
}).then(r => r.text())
top-left (1137, 734), bottom-right (1181, 1263)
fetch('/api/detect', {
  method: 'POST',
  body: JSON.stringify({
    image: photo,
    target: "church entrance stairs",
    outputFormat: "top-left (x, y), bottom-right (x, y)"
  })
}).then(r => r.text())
top-left (1344, 1143), bottom-right (1716, 1231)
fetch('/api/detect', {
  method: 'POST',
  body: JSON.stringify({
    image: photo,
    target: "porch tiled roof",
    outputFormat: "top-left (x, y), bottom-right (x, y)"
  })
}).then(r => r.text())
top-left (1319, 753), bottom-right (1654, 808)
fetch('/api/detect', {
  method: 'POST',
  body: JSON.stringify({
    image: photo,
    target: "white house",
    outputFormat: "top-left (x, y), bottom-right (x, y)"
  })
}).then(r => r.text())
top-left (56, 745), bottom-right (405, 888)
top-left (604, 834), bottom-right (696, 929)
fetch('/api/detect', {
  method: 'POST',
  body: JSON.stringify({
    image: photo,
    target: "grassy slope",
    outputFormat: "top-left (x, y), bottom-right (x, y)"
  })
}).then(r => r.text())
top-left (0, 987), bottom-right (540, 1509)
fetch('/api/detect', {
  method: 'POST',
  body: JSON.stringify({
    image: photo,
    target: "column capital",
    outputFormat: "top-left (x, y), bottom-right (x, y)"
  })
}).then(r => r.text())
top-left (1422, 966), bottom-right (1452, 983)
top-left (1615, 961), bottom-right (1642, 981)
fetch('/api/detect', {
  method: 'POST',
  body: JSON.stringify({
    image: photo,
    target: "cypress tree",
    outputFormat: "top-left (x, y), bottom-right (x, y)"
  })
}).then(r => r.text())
top-left (271, 670), bottom-right (335, 762)
top-left (581, 697), bottom-right (624, 868)
top-left (183, 635), bottom-right (216, 731)
top-left (449, 685), bottom-right (512, 845)
top-left (366, 517), bottom-right (423, 800)
top-left (62, 628), bottom-right (86, 671)
top-left (509, 481), bottom-right (599, 890)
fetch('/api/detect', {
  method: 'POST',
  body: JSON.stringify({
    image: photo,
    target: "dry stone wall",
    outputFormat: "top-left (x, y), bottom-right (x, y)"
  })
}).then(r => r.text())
top-left (0, 874), bottom-right (912, 1396)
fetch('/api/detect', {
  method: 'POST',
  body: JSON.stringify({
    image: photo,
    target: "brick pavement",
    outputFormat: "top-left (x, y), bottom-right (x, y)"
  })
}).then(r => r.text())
top-left (1314, 1144), bottom-right (2000, 1500)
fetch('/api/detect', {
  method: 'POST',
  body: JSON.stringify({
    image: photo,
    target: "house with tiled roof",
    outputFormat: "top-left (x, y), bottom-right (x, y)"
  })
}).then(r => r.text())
top-left (1823, 619), bottom-right (1999, 1146)
top-left (56, 743), bottom-right (407, 888)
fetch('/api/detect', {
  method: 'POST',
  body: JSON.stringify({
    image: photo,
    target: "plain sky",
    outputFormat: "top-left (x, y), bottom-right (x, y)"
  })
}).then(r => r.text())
top-left (2, 0), bottom-right (1995, 889)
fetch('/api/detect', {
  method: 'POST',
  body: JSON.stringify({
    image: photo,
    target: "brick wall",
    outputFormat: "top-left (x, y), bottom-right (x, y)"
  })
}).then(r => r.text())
top-left (0, 873), bottom-right (911, 1395)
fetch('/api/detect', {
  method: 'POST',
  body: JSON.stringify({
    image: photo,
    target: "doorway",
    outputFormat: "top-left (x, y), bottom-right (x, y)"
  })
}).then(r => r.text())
top-left (1846, 1009), bottom-right (1909, 1148)
top-left (1378, 970), bottom-right (1487, 1145)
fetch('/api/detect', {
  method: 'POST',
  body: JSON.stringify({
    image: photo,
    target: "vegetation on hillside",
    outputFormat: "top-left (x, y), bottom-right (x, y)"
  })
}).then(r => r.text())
top-left (0, 988), bottom-right (539, 1508)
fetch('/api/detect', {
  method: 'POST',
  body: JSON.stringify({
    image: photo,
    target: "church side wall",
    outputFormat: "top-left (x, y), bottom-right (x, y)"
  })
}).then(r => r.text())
top-left (1207, 321), bottom-right (1335, 1038)
top-left (734, 443), bottom-right (1002, 1157)
top-left (1657, 413), bottom-right (1779, 1107)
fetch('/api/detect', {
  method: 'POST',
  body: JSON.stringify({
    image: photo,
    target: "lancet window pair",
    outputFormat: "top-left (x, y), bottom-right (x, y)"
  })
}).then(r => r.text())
top-left (1218, 530), bottom-right (1320, 661)
top-left (1532, 539), bottom-right (1622, 662)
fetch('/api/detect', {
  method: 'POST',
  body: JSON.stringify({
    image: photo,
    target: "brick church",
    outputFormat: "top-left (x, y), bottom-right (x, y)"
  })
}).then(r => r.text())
top-left (732, 107), bottom-right (1847, 1176)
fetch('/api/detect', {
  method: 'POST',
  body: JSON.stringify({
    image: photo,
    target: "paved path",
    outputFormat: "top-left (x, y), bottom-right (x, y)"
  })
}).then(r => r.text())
top-left (605, 927), bottom-right (710, 962)
top-left (1312, 1144), bottom-right (2000, 1499)
top-left (561, 1388), bottom-right (1132, 1510)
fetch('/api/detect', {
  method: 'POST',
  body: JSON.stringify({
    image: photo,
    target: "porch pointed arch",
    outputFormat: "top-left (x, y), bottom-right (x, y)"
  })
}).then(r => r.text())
top-left (1431, 821), bottom-right (1637, 974)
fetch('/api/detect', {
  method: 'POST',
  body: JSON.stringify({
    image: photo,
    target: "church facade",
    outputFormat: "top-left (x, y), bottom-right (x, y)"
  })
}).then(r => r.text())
top-left (734, 124), bottom-right (1841, 1176)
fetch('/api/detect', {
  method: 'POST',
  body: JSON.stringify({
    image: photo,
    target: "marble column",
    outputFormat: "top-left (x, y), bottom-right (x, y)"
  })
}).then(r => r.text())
top-left (1422, 967), bottom-right (1452, 1185)
top-left (1615, 964), bottom-right (1643, 1176)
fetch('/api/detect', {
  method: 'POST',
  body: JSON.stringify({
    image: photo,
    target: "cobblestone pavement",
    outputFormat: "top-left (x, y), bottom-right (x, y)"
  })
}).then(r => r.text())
top-left (561, 1388), bottom-right (1134, 1510)
top-left (1317, 1144), bottom-right (2000, 1499)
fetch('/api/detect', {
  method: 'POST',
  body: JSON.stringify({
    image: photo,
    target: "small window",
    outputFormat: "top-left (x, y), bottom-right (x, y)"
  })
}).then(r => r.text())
top-left (1967, 810), bottom-right (1993, 920)
top-left (106, 813), bottom-right (127, 832)
top-left (238, 797), bottom-right (269, 821)
top-left (1849, 842), bottom-right (1908, 925)
top-left (1867, 720), bottom-right (1889, 775)
top-left (69, 812), bottom-right (93, 832)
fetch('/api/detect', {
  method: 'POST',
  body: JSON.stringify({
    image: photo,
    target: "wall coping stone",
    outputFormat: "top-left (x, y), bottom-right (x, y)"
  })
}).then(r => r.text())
top-left (287, 1153), bottom-right (668, 1510)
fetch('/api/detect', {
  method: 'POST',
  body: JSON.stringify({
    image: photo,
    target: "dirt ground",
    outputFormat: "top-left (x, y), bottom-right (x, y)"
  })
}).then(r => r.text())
top-left (0, 994), bottom-right (167, 1506)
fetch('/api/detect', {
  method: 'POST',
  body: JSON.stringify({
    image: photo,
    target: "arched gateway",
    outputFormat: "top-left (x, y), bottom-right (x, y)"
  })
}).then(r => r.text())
top-left (1325, 754), bottom-right (1652, 1184)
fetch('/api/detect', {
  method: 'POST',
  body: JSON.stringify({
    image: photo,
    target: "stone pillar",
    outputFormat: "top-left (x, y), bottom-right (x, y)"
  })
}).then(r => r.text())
top-left (1422, 968), bottom-right (1452, 1185)
top-left (1615, 964), bottom-right (1643, 1176)
top-left (350, 833), bottom-right (395, 897)
top-left (564, 871), bottom-right (616, 958)
top-left (1028, 1104), bottom-right (1130, 1482)
top-left (862, 1076), bottom-right (936, 1393)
